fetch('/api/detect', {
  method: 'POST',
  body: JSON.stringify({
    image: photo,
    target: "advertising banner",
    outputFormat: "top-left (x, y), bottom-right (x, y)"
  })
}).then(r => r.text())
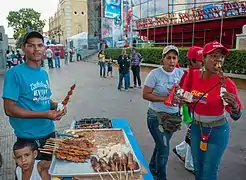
top-left (104, 0), bottom-right (121, 18)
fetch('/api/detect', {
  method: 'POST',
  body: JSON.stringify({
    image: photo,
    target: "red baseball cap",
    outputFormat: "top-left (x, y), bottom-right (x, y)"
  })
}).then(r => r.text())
top-left (203, 41), bottom-right (229, 56)
top-left (187, 46), bottom-right (203, 61)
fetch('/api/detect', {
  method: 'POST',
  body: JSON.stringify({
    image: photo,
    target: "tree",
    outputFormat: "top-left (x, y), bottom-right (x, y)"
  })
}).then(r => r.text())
top-left (7, 8), bottom-right (46, 47)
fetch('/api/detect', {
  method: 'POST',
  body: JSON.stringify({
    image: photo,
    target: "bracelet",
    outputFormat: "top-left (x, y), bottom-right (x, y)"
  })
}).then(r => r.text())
top-left (230, 109), bottom-right (242, 119)
top-left (231, 106), bottom-right (240, 114)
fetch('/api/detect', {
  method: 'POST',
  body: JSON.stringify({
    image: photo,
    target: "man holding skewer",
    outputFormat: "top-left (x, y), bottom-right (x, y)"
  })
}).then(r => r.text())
top-left (2, 31), bottom-right (67, 161)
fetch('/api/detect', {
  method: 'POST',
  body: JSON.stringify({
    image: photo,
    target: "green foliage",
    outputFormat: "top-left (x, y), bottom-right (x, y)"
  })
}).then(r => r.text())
top-left (105, 47), bottom-right (246, 74)
top-left (7, 8), bottom-right (46, 43)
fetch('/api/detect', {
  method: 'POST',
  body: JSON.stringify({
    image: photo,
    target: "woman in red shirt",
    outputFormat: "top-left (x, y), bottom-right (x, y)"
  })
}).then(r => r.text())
top-left (173, 46), bottom-right (203, 173)
top-left (182, 41), bottom-right (243, 180)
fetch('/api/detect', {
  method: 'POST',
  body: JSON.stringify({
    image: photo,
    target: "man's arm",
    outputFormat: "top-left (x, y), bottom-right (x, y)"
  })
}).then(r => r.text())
top-left (50, 100), bottom-right (58, 110)
top-left (3, 99), bottom-right (48, 119)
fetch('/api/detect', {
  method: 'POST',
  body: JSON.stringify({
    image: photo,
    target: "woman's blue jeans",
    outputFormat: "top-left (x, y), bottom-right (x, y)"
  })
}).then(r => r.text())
top-left (99, 62), bottom-right (106, 77)
top-left (190, 120), bottom-right (229, 180)
top-left (147, 108), bottom-right (173, 180)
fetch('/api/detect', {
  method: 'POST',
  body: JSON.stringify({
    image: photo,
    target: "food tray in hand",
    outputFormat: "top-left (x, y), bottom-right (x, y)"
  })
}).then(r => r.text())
top-left (49, 129), bottom-right (142, 177)
top-left (71, 117), bottom-right (112, 129)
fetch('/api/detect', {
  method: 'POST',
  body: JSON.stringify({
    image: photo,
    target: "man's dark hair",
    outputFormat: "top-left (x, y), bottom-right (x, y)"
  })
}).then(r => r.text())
top-left (13, 140), bottom-right (37, 155)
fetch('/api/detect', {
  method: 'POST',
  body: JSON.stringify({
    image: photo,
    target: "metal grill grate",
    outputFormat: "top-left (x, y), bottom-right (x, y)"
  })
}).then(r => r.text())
top-left (74, 117), bottom-right (112, 129)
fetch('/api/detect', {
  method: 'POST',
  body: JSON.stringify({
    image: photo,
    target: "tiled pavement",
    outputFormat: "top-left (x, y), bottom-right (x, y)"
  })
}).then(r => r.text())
top-left (0, 56), bottom-right (245, 180)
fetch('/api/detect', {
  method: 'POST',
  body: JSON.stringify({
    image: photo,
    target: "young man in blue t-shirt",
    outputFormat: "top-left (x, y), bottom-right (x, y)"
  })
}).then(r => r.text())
top-left (2, 31), bottom-right (67, 160)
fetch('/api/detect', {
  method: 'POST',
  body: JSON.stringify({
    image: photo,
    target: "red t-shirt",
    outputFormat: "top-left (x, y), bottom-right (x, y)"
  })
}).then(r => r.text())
top-left (182, 70), bottom-right (243, 116)
top-left (179, 67), bottom-right (194, 88)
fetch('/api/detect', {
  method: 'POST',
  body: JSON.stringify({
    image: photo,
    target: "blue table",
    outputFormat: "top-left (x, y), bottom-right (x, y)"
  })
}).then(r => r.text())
top-left (62, 119), bottom-right (153, 180)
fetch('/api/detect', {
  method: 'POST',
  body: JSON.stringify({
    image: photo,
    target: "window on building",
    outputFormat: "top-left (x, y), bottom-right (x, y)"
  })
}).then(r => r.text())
top-left (81, 12), bottom-right (84, 15)
top-left (74, 11), bottom-right (77, 15)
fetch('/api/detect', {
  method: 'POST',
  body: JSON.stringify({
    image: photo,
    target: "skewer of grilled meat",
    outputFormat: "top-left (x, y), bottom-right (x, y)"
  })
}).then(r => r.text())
top-left (99, 158), bottom-right (111, 171)
top-left (127, 152), bottom-right (136, 170)
top-left (91, 157), bottom-right (102, 172)
top-left (108, 157), bottom-right (117, 171)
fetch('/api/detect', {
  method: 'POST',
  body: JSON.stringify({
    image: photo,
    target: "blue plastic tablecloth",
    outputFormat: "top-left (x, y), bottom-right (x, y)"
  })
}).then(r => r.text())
top-left (62, 118), bottom-right (153, 180)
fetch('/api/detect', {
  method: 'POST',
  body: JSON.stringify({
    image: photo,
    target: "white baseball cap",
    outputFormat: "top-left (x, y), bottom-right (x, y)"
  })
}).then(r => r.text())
top-left (162, 45), bottom-right (179, 56)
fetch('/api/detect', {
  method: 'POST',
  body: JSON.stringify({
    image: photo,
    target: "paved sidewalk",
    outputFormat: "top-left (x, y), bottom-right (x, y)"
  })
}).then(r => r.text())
top-left (0, 57), bottom-right (245, 179)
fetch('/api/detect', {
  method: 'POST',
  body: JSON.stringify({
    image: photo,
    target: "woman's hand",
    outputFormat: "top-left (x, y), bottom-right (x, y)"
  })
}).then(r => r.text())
top-left (222, 92), bottom-right (239, 110)
top-left (172, 95), bottom-right (186, 105)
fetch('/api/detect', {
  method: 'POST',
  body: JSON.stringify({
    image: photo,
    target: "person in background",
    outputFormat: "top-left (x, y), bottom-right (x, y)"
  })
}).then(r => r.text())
top-left (77, 47), bottom-right (82, 61)
top-left (45, 47), bottom-right (53, 68)
top-left (69, 48), bottom-right (73, 62)
top-left (173, 46), bottom-right (203, 173)
top-left (11, 50), bottom-right (18, 66)
top-left (0, 152), bottom-right (2, 168)
top-left (182, 41), bottom-right (243, 180)
top-left (16, 50), bottom-right (23, 64)
top-left (131, 48), bottom-right (142, 88)
top-left (54, 47), bottom-right (61, 68)
top-left (2, 31), bottom-right (67, 161)
top-left (143, 45), bottom-right (184, 180)
top-left (64, 49), bottom-right (68, 65)
top-left (107, 58), bottom-right (113, 77)
top-left (98, 50), bottom-right (106, 78)
top-left (117, 48), bottom-right (130, 91)
top-left (14, 140), bottom-right (51, 180)
top-left (6, 50), bottom-right (14, 69)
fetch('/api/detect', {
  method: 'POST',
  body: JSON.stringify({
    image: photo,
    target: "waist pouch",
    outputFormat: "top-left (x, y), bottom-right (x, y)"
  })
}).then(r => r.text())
top-left (156, 111), bottom-right (182, 132)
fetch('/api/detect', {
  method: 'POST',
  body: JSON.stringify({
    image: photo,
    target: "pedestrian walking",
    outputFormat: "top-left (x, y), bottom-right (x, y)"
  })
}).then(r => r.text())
top-left (98, 50), bottom-right (106, 78)
top-left (16, 50), bottom-right (23, 64)
top-left (54, 47), bottom-right (61, 68)
top-left (69, 48), bottom-right (73, 62)
top-left (2, 31), bottom-right (67, 161)
top-left (130, 48), bottom-right (142, 88)
top-left (77, 47), bottom-right (82, 61)
top-left (181, 41), bottom-right (243, 180)
top-left (64, 49), bottom-right (68, 65)
top-left (173, 46), bottom-right (203, 173)
top-left (45, 46), bottom-right (53, 68)
top-left (107, 58), bottom-right (113, 77)
top-left (117, 48), bottom-right (130, 91)
top-left (143, 45), bottom-right (184, 180)
top-left (6, 50), bottom-right (14, 69)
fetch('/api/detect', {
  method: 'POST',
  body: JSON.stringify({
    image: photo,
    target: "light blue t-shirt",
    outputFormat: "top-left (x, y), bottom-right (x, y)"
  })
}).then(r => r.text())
top-left (144, 67), bottom-right (184, 113)
top-left (2, 63), bottom-right (54, 139)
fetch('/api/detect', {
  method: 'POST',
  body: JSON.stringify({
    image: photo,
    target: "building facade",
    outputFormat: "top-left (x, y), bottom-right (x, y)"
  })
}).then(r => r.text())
top-left (48, 0), bottom-right (88, 44)
top-left (0, 26), bottom-right (8, 74)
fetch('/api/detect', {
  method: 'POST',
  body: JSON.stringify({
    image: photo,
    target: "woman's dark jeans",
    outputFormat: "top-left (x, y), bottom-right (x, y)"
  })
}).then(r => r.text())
top-left (147, 108), bottom-right (173, 180)
top-left (190, 120), bottom-right (229, 180)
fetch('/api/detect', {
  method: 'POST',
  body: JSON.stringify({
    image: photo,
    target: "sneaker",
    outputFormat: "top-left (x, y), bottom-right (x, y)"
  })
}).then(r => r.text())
top-left (125, 89), bottom-right (129, 92)
top-left (138, 86), bottom-right (142, 89)
top-left (133, 85), bottom-right (137, 88)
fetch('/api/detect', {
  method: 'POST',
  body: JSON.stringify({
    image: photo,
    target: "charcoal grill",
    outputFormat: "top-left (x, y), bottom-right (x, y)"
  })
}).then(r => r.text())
top-left (74, 117), bottom-right (112, 129)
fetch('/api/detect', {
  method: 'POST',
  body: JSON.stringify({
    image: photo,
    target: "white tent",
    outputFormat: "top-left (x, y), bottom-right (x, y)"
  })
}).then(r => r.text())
top-left (67, 32), bottom-right (88, 49)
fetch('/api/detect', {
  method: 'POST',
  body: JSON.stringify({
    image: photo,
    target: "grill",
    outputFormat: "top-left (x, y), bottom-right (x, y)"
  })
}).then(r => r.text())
top-left (74, 117), bottom-right (112, 129)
